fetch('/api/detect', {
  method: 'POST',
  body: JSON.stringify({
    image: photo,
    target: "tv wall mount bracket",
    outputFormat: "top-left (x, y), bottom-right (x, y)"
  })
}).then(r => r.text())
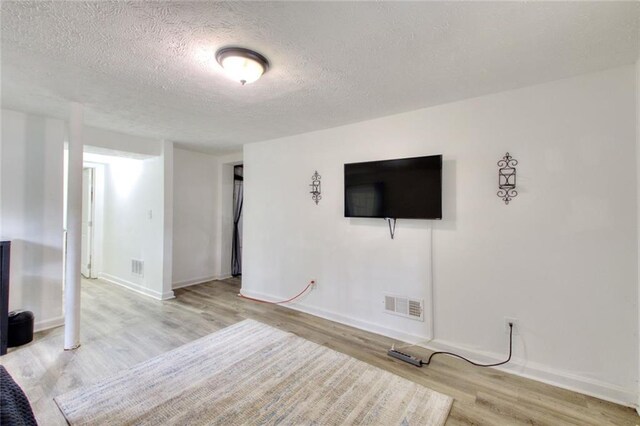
top-left (385, 218), bottom-right (397, 239)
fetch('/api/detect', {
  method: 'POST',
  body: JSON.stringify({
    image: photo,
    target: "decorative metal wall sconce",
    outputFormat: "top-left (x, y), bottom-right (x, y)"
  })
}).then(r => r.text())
top-left (310, 171), bottom-right (322, 205)
top-left (497, 152), bottom-right (518, 205)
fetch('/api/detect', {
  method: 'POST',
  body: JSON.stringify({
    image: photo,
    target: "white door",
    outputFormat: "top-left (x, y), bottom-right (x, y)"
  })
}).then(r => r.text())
top-left (81, 167), bottom-right (94, 278)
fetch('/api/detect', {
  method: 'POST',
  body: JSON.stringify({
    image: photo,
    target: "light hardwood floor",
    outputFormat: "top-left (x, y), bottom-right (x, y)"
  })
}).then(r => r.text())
top-left (1, 278), bottom-right (637, 425)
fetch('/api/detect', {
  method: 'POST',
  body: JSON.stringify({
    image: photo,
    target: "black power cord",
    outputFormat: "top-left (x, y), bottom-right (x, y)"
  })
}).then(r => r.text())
top-left (422, 322), bottom-right (513, 367)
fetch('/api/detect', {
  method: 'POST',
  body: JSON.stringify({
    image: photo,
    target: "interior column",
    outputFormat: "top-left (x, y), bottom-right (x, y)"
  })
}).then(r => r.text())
top-left (64, 102), bottom-right (84, 350)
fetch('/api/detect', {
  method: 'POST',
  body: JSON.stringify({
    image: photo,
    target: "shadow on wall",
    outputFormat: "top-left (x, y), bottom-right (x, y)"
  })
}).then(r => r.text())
top-left (439, 159), bottom-right (457, 231)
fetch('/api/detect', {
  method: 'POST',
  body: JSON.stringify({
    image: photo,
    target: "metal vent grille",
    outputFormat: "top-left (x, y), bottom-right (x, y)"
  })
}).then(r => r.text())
top-left (383, 294), bottom-right (424, 321)
top-left (395, 297), bottom-right (408, 315)
top-left (131, 259), bottom-right (144, 277)
top-left (408, 300), bottom-right (422, 319)
top-left (384, 296), bottom-right (395, 312)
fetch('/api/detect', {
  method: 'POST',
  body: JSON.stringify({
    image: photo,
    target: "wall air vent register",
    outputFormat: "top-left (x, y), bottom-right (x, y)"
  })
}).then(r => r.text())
top-left (384, 294), bottom-right (424, 321)
top-left (131, 259), bottom-right (144, 277)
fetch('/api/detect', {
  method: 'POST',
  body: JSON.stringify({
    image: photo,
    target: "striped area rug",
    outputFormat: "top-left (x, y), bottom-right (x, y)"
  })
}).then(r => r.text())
top-left (55, 319), bottom-right (452, 425)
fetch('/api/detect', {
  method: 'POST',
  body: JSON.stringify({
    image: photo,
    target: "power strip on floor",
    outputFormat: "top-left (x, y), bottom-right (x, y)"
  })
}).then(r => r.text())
top-left (387, 349), bottom-right (423, 367)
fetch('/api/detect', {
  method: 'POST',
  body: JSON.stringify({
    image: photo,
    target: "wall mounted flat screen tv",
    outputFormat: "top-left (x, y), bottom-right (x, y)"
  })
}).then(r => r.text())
top-left (344, 155), bottom-right (442, 219)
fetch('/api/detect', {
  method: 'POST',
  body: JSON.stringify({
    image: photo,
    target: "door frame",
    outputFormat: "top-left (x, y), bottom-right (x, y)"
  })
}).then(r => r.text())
top-left (81, 167), bottom-right (95, 278)
top-left (81, 162), bottom-right (105, 279)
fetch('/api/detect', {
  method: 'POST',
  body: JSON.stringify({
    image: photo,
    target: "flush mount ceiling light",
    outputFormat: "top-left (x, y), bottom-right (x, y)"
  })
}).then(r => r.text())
top-left (215, 47), bottom-right (269, 85)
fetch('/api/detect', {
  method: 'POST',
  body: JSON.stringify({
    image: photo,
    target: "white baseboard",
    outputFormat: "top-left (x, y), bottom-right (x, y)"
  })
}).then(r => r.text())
top-left (172, 275), bottom-right (233, 289)
top-left (421, 338), bottom-right (637, 409)
top-left (240, 288), bottom-right (637, 409)
top-left (34, 315), bottom-right (64, 333)
top-left (99, 273), bottom-right (175, 300)
top-left (216, 274), bottom-right (233, 281)
top-left (241, 289), bottom-right (427, 344)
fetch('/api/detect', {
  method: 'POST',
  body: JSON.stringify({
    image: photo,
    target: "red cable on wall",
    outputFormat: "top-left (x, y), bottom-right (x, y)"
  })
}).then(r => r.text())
top-left (238, 281), bottom-right (315, 304)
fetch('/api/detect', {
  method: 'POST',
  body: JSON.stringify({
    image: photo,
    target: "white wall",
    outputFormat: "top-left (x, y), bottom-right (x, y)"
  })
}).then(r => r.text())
top-left (84, 126), bottom-right (161, 158)
top-left (243, 66), bottom-right (638, 406)
top-left (0, 109), bottom-right (66, 331)
top-left (172, 148), bottom-right (219, 287)
top-left (171, 149), bottom-right (242, 287)
top-left (98, 153), bottom-right (172, 299)
top-left (162, 141), bottom-right (174, 296)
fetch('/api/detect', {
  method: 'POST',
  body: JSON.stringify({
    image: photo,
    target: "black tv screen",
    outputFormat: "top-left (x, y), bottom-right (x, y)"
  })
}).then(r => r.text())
top-left (344, 155), bottom-right (442, 219)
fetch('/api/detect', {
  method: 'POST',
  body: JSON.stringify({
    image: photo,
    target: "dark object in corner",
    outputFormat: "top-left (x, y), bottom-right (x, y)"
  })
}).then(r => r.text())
top-left (8, 311), bottom-right (34, 348)
top-left (0, 365), bottom-right (38, 426)
top-left (1, 240), bottom-right (11, 355)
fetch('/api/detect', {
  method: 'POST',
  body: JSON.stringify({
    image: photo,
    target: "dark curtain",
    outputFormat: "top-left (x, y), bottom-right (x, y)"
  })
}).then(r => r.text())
top-left (232, 166), bottom-right (243, 276)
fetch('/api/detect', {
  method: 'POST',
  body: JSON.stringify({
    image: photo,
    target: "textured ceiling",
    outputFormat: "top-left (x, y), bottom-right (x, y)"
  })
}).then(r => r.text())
top-left (2, 1), bottom-right (639, 154)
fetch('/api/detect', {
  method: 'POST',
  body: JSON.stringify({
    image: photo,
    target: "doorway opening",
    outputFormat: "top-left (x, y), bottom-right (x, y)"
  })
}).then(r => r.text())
top-left (232, 165), bottom-right (243, 277)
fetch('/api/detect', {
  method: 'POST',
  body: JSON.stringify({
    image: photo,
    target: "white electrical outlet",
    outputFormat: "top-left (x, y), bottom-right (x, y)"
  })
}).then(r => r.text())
top-left (504, 317), bottom-right (519, 335)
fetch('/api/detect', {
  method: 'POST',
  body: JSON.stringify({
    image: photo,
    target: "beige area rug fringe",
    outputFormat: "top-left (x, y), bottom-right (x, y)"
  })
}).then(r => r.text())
top-left (55, 319), bottom-right (452, 425)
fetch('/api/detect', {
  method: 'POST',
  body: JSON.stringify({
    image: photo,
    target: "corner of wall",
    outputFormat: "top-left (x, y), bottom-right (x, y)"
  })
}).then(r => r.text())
top-left (636, 56), bottom-right (640, 413)
top-left (162, 140), bottom-right (174, 297)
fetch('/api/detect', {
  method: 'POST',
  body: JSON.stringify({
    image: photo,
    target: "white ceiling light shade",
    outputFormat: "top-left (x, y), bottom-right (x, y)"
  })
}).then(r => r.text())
top-left (216, 47), bottom-right (269, 85)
